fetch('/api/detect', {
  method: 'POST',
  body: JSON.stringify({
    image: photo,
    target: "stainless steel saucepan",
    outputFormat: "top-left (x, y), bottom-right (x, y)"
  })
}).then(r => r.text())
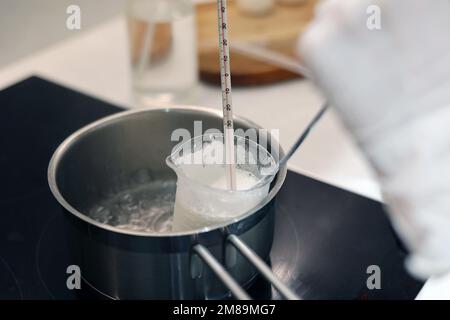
top-left (48, 106), bottom-right (297, 300)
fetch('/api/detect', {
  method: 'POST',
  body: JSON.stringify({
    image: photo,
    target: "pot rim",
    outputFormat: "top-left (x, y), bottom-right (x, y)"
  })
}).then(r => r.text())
top-left (47, 105), bottom-right (287, 238)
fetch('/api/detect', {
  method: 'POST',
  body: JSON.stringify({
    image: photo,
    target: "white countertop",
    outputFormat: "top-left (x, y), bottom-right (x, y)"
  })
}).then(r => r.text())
top-left (1, 15), bottom-right (448, 299)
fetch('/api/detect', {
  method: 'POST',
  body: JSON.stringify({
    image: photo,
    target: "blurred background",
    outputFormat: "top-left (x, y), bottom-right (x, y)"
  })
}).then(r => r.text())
top-left (0, 0), bottom-right (126, 68)
top-left (0, 0), bottom-right (378, 199)
top-left (0, 0), bottom-right (315, 100)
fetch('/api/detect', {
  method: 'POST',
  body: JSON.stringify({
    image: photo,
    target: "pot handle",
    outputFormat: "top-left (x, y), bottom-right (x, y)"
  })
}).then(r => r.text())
top-left (227, 234), bottom-right (300, 300)
top-left (192, 244), bottom-right (252, 300)
top-left (192, 236), bottom-right (300, 300)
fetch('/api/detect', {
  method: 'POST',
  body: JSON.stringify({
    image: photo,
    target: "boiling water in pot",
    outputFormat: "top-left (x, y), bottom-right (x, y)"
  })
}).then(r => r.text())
top-left (88, 180), bottom-right (175, 233)
top-left (86, 168), bottom-right (267, 233)
top-left (87, 136), bottom-right (276, 234)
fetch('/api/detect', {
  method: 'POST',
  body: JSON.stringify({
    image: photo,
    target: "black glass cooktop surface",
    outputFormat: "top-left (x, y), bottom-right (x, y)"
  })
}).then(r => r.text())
top-left (0, 76), bottom-right (423, 300)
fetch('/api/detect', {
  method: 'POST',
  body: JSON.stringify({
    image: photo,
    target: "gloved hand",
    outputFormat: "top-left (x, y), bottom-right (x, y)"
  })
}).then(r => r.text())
top-left (298, 0), bottom-right (450, 279)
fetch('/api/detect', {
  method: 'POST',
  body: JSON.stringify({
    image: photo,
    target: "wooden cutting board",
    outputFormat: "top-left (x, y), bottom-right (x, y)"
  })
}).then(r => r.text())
top-left (196, 0), bottom-right (317, 86)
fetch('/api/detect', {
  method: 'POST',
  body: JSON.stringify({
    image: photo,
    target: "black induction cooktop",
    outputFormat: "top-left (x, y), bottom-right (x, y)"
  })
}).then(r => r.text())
top-left (0, 76), bottom-right (423, 300)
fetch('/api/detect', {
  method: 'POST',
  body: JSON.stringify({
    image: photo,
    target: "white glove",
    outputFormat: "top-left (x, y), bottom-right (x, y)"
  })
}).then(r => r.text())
top-left (299, 0), bottom-right (450, 279)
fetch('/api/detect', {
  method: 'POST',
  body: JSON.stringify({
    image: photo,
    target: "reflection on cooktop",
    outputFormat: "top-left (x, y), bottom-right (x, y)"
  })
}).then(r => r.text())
top-left (0, 255), bottom-right (22, 299)
top-left (0, 76), bottom-right (423, 299)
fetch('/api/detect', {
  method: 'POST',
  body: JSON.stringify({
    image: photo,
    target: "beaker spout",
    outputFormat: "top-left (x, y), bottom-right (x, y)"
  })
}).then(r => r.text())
top-left (165, 155), bottom-right (178, 173)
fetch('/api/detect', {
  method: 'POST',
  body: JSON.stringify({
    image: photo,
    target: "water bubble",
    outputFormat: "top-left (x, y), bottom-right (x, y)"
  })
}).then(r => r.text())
top-left (89, 206), bottom-right (111, 223)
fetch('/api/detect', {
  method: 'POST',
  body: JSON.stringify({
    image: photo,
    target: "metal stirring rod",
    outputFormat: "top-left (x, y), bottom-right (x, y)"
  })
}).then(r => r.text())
top-left (216, 0), bottom-right (236, 191)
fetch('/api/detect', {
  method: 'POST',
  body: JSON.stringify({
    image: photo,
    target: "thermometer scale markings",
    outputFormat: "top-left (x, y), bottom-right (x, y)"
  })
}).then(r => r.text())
top-left (217, 0), bottom-right (236, 190)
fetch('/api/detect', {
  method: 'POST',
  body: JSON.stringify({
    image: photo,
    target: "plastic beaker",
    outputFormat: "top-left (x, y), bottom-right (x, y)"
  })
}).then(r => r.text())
top-left (166, 133), bottom-right (278, 232)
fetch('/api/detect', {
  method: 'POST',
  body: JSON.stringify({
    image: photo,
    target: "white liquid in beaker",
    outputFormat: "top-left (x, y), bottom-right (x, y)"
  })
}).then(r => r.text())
top-left (167, 134), bottom-right (277, 232)
top-left (171, 166), bottom-right (269, 232)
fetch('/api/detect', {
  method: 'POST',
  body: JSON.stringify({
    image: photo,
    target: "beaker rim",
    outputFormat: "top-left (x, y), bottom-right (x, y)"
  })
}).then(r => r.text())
top-left (166, 133), bottom-right (279, 193)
